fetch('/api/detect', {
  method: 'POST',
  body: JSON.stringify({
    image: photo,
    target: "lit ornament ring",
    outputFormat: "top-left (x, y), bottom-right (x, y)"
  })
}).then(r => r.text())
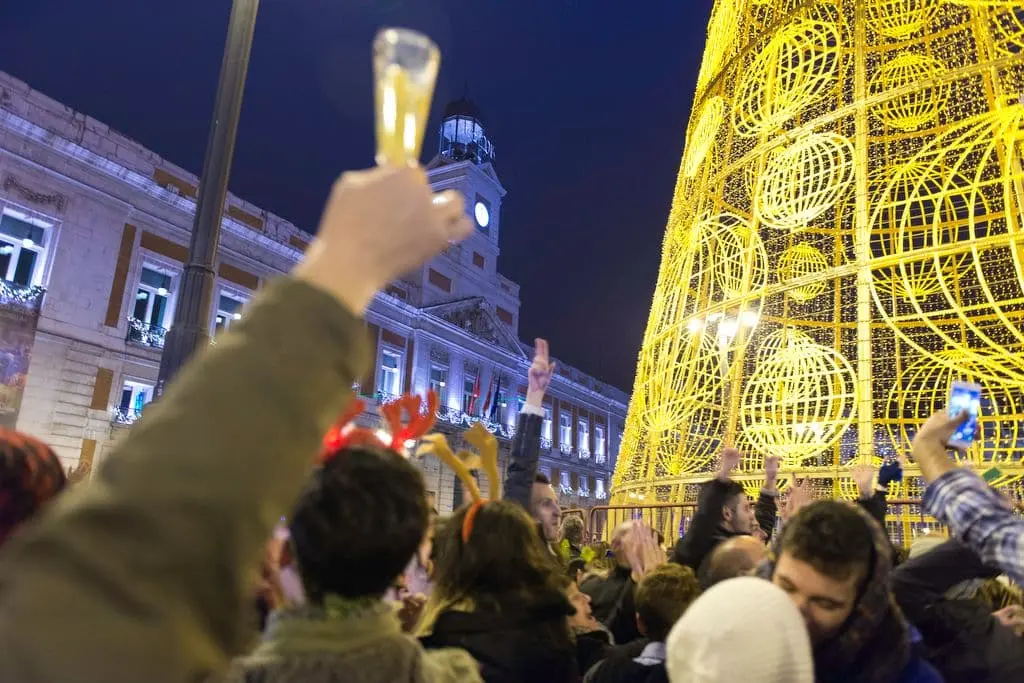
top-left (741, 332), bottom-right (858, 465)
top-left (756, 132), bottom-right (855, 231)
top-left (869, 53), bottom-right (949, 131)
top-left (865, 0), bottom-right (942, 40)
top-left (944, 3), bottom-right (1024, 56)
top-left (733, 19), bottom-right (840, 137)
top-left (883, 350), bottom-right (1024, 467)
top-left (870, 105), bottom-right (1024, 385)
top-left (869, 161), bottom-right (978, 300)
top-left (778, 242), bottom-right (830, 301)
top-left (683, 97), bottom-right (725, 177)
top-left (691, 213), bottom-right (769, 299)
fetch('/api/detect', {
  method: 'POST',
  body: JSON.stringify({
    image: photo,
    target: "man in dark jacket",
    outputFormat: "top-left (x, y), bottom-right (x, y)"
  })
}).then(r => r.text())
top-left (671, 447), bottom-right (779, 572)
top-left (581, 521), bottom-right (641, 644)
top-left (584, 564), bottom-right (700, 683)
top-left (503, 339), bottom-right (561, 549)
top-left (891, 537), bottom-right (1024, 682)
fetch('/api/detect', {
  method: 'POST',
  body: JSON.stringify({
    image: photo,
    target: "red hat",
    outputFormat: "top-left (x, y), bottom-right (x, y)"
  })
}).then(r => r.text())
top-left (0, 428), bottom-right (66, 546)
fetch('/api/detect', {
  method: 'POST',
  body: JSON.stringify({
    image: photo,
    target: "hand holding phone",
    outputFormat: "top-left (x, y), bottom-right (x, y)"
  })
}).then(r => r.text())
top-left (946, 380), bottom-right (981, 450)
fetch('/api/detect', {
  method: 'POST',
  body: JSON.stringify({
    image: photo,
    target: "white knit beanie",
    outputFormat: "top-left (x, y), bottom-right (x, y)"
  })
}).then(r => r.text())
top-left (666, 576), bottom-right (813, 683)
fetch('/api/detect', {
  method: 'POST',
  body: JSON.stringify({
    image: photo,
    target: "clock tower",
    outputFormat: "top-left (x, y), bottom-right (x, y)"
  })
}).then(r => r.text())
top-left (388, 98), bottom-right (521, 339)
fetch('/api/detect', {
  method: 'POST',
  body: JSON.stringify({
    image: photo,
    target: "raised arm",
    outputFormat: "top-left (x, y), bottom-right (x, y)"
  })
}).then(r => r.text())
top-left (504, 339), bottom-right (555, 510)
top-left (755, 456), bottom-right (781, 541)
top-left (0, 167), bottom-right (473, 683)
top-left (852, 464), bottom-right (887, 529)
top-left (914, 410), bottom-right (1024, 585)
top-left (673, 447), bottom-right (741, 568)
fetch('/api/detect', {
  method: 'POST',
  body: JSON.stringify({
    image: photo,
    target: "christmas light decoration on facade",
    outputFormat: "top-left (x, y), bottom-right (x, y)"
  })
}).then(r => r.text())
top-left (613, 0), bottom-right (1024, 519)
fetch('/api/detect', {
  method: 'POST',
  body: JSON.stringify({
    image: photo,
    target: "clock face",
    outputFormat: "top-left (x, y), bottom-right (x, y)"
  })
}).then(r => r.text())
top-left (474, 201), bottom-right (490, 228)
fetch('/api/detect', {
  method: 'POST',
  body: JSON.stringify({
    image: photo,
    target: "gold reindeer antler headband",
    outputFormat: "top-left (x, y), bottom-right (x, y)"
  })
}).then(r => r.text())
top-left (417, 422), bottom-right (500, 543)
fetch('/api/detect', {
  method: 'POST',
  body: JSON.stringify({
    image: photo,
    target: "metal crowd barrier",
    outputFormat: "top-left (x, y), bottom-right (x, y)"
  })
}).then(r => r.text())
top-left (565, 499), bottom-right (949, 548)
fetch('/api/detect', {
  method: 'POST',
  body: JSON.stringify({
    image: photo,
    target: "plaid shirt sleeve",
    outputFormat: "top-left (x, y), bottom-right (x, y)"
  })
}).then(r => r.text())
top-left (923, 468), bottom-right (1024, 585)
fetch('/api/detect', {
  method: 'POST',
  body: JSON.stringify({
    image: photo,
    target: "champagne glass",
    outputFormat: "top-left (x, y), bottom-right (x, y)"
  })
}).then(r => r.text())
top-left (373, 28), bottom-right (440, 167)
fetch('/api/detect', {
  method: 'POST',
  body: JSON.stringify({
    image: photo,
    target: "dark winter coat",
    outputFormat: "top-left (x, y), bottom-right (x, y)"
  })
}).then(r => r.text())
top-left (583, 640), bottom-right (667, 683)
top-left (892, 538), bottom-right (1024, 683)
top-left (581, 565), bottom-right (640, 645)
top-left (671, 478), bottom-right (777, 571)
top-left (503, 412), bottom-right (542, 511)
top-left (421, 603), bottom-right (577, 683)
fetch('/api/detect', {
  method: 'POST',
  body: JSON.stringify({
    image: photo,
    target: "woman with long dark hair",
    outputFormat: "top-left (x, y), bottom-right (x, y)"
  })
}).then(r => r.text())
top-left (419, 499), bottom-right (578, 683)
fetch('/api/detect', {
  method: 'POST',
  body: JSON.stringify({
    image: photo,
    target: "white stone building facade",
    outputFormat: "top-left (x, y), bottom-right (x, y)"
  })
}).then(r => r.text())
top-left (0, 72), bottom-right (628, 515)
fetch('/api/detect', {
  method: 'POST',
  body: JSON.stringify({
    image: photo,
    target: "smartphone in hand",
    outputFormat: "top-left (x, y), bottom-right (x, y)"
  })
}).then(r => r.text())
top-left (947, 380), bottom-right (982, 449)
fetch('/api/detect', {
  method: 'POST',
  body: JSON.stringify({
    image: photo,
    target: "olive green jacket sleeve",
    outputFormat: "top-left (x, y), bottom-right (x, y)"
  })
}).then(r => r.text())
top-left (0, 278), bottom-right (370, 683)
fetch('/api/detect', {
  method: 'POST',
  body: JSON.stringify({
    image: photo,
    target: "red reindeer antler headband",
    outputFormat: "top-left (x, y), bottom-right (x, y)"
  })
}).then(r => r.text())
top-left (319, 391), bottom-right (439, 463)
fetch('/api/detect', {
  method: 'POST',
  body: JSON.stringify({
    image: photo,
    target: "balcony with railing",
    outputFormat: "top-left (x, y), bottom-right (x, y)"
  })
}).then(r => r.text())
top-left (540, 437), bottom-right (553, 452)
top-left (559, 443), bottom-right (573, 456)
top-left (112, 407), bottom-right (144, 426)
top-left (0, 281), bottom-right (46, 314)
top-left (578, 449), bottom-right (591, 461)
top-left (127, 318), bottom-right (167, 349)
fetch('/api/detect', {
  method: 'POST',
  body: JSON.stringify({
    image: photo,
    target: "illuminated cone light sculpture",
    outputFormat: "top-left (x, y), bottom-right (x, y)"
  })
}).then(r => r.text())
top-left (613, 0), bottom-right (1024, 542)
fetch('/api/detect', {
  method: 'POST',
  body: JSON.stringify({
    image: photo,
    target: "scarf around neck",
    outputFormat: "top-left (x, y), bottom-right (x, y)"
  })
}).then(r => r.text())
top-left (758, 503), bottom-right (911, 683)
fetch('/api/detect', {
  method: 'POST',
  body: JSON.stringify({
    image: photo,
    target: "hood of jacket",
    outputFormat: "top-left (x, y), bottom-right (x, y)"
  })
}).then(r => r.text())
top-left (759, 503), bottom-right (911, 683)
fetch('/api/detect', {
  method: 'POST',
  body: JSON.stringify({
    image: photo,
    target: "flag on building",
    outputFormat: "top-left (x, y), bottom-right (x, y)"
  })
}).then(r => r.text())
top-left (468, 374), bottom-right (482, 414)
top-left (489, 375), bottom-right (503, 421)
top-left (480, 371), bottom-right (496, 417)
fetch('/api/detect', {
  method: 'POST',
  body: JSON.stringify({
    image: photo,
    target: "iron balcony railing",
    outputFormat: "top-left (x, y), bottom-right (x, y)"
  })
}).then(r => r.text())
top-left (127, 318), bottom-right (167, 349)
top-left (112, 407), bottom-right (144, 426)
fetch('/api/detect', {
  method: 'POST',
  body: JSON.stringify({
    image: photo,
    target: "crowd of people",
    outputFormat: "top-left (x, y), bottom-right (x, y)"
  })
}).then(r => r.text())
top-left (0, 165), bottom-right (1022, 682)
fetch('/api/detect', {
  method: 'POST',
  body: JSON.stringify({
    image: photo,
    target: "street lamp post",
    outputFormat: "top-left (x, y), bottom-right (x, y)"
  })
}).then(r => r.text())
top-left (155, 0), bottom-right (260, 397)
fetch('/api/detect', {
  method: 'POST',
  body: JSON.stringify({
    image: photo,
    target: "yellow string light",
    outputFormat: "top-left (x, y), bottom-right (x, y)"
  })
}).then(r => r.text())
top-left (733, 18), bottom-right (840, 137)
top-left (779, 243), bottom-right (829, 301)
top-left (755, 132), bottom-right (856, 230)
top-left (869, 53), bottom-right (949, 131)
top-left (614, 0), bottom-right (1024, 514)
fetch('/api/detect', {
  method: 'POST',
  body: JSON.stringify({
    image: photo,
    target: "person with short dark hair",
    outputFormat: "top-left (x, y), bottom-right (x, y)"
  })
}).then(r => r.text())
top-left (672, 448), bottom-right (779, 572)
top-left (761, 500), bottom-right (942, 683)
top-left (585, 564), bottom-right (700, 683)
top-left (226, 444), bottom-right (480, 683)
top-left (419, 499), bottom-right (577, 683)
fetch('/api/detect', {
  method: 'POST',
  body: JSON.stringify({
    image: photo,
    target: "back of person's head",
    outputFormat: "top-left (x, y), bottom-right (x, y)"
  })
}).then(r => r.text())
top-left (0, 428), bottom-right (66, 546)
top-left (777, 500), bottom-right (874, 581)
top-left (702, 535), bottom-right (767, 589)
top-left (561, 515), bottom-right (584, 546)
top-left (635, 564), bottom-right (701, 642)
top-left (666, 577), bottom-right (813, 683)
top-left (430, 499), bottom-right (566, 615)
top-left (289, 445), bottom-right (427, 602)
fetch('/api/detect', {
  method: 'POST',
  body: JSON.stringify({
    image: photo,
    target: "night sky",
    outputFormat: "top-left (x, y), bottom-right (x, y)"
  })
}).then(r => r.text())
top-left (0, 0), bottom-right (712, 392)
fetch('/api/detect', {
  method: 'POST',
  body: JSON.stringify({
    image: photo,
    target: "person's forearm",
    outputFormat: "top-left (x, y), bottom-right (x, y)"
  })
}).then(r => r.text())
top-left (504, 411), bottom-right (542, 510)
top-left (913, 439), bottom-right (958, 483)
top-left (525, 388), bottom-right (544, 411)
top-left (0, 278), bottom-right (370, 682)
